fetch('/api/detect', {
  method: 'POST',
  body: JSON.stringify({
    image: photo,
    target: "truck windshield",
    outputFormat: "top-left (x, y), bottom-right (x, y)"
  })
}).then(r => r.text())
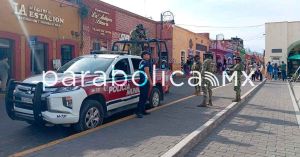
top-left (57, 57), bottom-right (114, 74)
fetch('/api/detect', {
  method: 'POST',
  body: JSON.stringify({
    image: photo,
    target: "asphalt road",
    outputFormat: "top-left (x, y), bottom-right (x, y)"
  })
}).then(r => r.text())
top-left (0, 77), bottom-right (190, 156)
top-left (0, 76), bottom-right (227, 156)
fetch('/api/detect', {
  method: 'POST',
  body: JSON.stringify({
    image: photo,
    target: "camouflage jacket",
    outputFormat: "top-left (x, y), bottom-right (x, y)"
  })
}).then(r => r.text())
top-left (233, 63), bottom-right (243, 82)
top-left (201, 59), bottom-right (214, 75)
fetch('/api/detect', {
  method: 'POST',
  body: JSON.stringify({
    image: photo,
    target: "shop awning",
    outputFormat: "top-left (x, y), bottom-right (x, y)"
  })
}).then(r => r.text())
top-left (288, 54), bottom-right (300, 60)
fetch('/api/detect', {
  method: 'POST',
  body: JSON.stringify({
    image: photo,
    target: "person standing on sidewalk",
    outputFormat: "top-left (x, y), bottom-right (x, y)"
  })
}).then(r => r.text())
top-left (198, 52), bottom-right (214, 107)
top-left (266, 62), bottom-right (273, 80)
top-left (0, 57), bottom-right (10, 92)
top-left (136, 50), bottom-right (152, 118)
top-left (273, 63), bottom-right (279, 80)
top-left (232, 56), bottom-right (243, 102)
top-left (192, 55), bottom-right (202, 96)
top-left (281, 61), bottom-right (287, 81)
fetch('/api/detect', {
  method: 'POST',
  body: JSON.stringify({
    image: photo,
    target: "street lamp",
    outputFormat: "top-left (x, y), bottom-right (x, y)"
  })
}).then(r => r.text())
top-left (160, 11), bottom-right (175, 40)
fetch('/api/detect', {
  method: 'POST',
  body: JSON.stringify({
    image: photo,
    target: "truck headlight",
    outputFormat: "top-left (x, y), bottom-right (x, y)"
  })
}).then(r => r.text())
top-left (63, 96), bottom-right (73, 109)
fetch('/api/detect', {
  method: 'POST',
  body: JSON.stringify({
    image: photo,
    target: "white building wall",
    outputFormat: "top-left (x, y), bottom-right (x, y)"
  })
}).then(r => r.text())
top-left (265, 22), bottom-right (287, 63)
top-left (288, 22), bottom-right (300, 48)
top-left (265, 21), bottom-right (300, 64)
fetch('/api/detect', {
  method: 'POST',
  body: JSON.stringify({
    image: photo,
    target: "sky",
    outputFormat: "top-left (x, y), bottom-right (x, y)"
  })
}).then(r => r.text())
top-left (101, 0), bottom-right (300, 53)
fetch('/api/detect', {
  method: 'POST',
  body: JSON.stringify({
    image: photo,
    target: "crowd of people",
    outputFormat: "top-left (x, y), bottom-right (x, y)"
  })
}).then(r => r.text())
top-left (266, 61), bottom-right (287, 81)
top-left (246, 62), bottom-right (263, 82)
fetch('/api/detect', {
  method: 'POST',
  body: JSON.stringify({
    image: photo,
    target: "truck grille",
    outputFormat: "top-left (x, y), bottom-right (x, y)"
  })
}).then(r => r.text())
top-left (14, 85), bottom-right (48, 111)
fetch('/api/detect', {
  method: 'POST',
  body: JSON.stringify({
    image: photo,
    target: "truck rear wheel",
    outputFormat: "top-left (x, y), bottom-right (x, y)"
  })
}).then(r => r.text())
top-left (149, 87), bottom-right (161, 108)
top-left (73, 100), bottom-right (104, 132)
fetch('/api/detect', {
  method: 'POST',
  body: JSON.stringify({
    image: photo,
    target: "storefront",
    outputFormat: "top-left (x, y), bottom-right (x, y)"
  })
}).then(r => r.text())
top-left (82, 0), bottom-right (159, 55)
top-left (0, 0), bottom-right (80, 80)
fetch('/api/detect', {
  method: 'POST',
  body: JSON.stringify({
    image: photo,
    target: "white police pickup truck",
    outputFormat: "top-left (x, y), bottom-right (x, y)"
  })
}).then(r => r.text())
top-left (5, 53), bottom-right (171, 131)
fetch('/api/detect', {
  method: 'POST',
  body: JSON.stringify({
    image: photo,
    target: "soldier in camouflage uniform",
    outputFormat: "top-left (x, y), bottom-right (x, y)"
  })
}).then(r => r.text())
top-left (130, 24), bottom-right (147, 56)
top-left (232, 56), bottom-right (243, 102)
top-left (199, 52), bottom-right (214, 107)
top-left (192, 55), bottom-right (202, 95)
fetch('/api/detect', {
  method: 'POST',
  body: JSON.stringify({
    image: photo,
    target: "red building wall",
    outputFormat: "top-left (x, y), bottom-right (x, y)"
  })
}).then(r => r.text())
top-left (83, 0), bottom-right (159, 53)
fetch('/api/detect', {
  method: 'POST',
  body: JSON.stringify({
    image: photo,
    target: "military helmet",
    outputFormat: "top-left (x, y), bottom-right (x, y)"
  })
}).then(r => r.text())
top-left (136, 24), bottom-right (144, 30)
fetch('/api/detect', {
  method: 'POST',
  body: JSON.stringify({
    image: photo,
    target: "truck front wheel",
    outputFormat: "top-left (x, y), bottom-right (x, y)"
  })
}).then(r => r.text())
top-left (73, 100), bottom-right (104, 132)
top-left (149, 87), bottom-right (161, 108)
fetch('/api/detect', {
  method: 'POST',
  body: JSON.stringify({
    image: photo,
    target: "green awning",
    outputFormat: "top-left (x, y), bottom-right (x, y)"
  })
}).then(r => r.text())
top-left (288, 54), bottom-right (300, 60)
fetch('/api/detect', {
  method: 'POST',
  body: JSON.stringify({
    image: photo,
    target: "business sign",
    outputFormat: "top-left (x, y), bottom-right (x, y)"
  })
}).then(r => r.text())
top-left (84, 0), bottom-right (116, 39)
top-left (119, 34), bottom-right (130, 40)
top-left (12, 2), bottom-right (64, 27)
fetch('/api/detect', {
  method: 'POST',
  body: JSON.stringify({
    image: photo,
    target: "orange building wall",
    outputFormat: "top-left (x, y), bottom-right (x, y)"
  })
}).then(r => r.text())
top-left (172, 26), bottom-right (211, 71)
top-left (0, 0), bottom-right (81, 79)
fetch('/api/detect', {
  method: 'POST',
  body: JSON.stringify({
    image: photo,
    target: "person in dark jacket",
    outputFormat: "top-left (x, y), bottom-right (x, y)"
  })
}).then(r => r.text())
top-left (0, 57), bottom-right (10, 92)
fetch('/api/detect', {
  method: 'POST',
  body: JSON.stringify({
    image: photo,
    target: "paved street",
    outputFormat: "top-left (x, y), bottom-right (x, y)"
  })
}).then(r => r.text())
top-left (0, 77), bottom-right (225, 156)
top-left (187, 81), bottom-right (300, 157)
top-left (21, 82), bottom-right (256, 157)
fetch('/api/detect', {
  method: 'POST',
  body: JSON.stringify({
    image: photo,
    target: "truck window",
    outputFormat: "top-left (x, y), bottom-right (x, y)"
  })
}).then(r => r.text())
top-left (131, 58), bottom-right (142, 71)
top-left (112, 58), bottom-right (131, 75)
top-left (57, 57), bottom-right (113, 74)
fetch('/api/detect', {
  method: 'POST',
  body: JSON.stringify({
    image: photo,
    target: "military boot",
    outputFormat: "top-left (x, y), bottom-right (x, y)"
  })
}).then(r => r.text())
top-left (232, 95), bottom-right (241, 102)
top-left (208, 100), bottom-right (213, 106)
top-left (197, 100), bottom-right (208, 107)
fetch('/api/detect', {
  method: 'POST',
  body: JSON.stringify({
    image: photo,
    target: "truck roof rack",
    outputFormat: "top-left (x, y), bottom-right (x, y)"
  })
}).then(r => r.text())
top-left (90, 50), bottom-right (128, 55)
top-left (113, 38), bottom-right (164, 44)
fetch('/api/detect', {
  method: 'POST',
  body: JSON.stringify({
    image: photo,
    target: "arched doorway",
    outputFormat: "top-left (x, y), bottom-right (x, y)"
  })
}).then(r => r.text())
top-left (0, 38), bottom-right (14, 79)
top-left (287, 40), bottom-right (300, 76)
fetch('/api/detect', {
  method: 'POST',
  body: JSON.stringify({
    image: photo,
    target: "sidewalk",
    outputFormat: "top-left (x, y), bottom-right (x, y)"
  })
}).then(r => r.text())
top-left (187, 81), bottom-right (300, 157)
top-left (20, 83), bottom-right (258, 157)
top-left (291, 82), bottom-right (300, 106)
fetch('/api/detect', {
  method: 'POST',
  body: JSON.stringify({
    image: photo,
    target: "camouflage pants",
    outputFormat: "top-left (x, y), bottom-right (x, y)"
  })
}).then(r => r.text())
top-left (130, 45), bottom-right (142, 56)
top-left (194, 77), bottom-right (201, 93)
top-left (202, 81), bottom-right (212, 104)
top-left (234, 81), bottom-right (241, 100)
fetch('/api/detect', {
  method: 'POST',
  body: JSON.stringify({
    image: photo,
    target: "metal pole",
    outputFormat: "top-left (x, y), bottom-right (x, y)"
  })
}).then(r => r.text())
top-left (160, 13), bottom-right (163, 40)
top-left (236, 36), bottom-right (239, 56)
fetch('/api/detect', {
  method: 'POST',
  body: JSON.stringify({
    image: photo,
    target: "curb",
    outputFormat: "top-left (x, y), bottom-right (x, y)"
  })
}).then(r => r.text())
top-left (289, 81), bottom-right (300, 107)
top-left (161, 80), bottom-right (266, 157)
top-left (287, 82), bottom-right (300, 128)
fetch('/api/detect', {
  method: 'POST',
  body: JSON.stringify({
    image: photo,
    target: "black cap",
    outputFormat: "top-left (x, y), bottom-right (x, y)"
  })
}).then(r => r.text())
top-left (141, 50), bottom-right (151, 57)
top-left (234, 56), bottom-right (241, 60)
